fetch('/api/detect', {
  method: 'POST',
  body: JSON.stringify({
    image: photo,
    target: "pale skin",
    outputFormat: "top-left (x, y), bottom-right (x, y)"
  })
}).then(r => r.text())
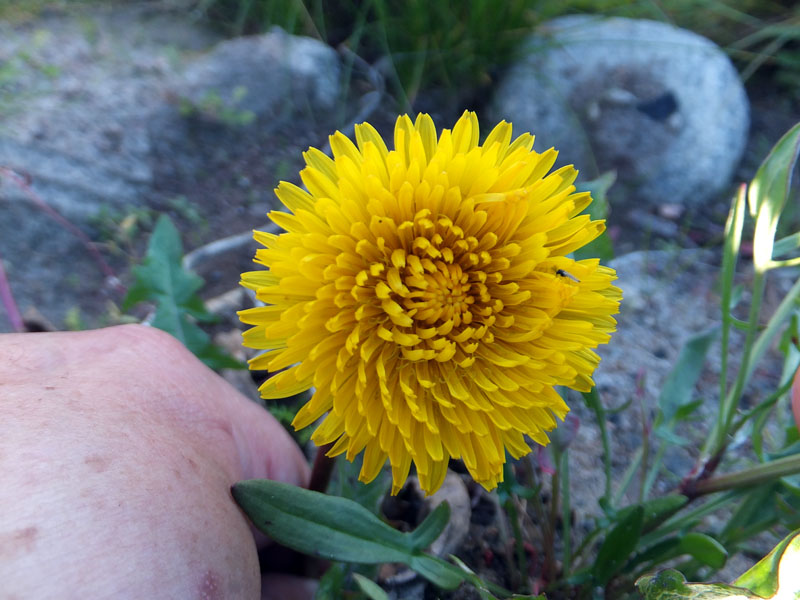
top-left (0, 325), bottom-right (314, 600)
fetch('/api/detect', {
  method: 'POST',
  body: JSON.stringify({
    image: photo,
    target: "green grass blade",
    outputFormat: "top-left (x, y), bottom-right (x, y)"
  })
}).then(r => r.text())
top-left (652, 328), bottom-right (718, 476)
top-left (593, 505), bottom-right (644, 585)
top-left (352, 573), bottom-right (390, 600)
top-left (746, 276), bottom-right (800, 387)
top-left (719, 184), bottom-right (747, 407)
top-left (748, 122), bottom-right (800, 268)
top-left (656, 328), bottom-right (719, 427)
top-left (772, 231), bottom-right (800, 258)
top-left (581, 388), bottom-right (612, 502)
top-left (407, 554), bottom-right (465, 590)
top-left (407, 501), bottom-right (450, 551)
top-left (574, 171), bottom-right (616, 262)
top-left (712, 122), bottom-right (800, 448)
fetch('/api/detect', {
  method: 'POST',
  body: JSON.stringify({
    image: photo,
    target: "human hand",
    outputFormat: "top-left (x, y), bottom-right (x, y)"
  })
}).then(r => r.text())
top-left (0, 325), bottom-right (312, 599)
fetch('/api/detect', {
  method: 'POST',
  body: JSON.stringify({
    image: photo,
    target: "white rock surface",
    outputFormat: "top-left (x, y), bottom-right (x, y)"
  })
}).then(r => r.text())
top-left (491, 16), bottom-right (750, 210)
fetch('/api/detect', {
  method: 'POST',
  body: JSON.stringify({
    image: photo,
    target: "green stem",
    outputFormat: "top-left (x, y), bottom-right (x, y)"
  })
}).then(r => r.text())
top-left (547, 454), bottom-right (560, 583)
top-left (431, 556), bottom-right (515, 598)
top-left (642, 443), bottom-right (667, 500)
top-left (718, 185), bottom-right (746, 419)
top-left (685, 453), bottom-right (800, 498)
top-left (639, 492), bottom-right (737, 548)
top-left (638, 395), bottom-right (650, 504)
top-left (705, 273), bottom-right (800, 462)
top-left (582, 390), bottom-right (612, 501)
top-left (504, 496), bottom-right (528, 593)
top-left (745, 275), bottom-right (800, 385)
top-left (560, 451), bottom-right (572, 575)
top-left (729, 376), bottom-right (796, 438)
top-left (612, 446), bottom-right (643, 506)
top-left (483, 579), bottom-right (517, 598)
top-left (707, 268), bottom-right (766, 458)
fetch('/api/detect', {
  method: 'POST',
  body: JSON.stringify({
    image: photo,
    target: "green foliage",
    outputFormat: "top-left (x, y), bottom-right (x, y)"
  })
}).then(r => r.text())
top-left (232, 480), bottom-right (466, 591)
top-left (573, 120), bottom-right (800, 600)
top-left (124, 214), bottom-right (244, 371)
top-left (190, 0), bottom-right (800, 107)
top-left (329, 451), bottom-right (391, 516)
top-left (352, 573), bottom-right (390, 600)
top-left (0, 29), bottom-right (63, 117)
top-left (407, 500), bottom-right (452, 550)
top-left (262, 404), bottom-right (291, 426)
top-left (89, 204), bottom-right (156, 257)
top-left (733, 528), bottom-right (800, 597)
top-left (638, 495), bottom-right (690, 534)
top-left (0, 0), bottom-right (70, 22)
top-left (315, 563), bottom-right (349, 600)
top-left (233, 479), bottom-right (536, 598)
top-left (191, 0), bottom-right (534, 105)
top-left (637, 569), bottom-right (760, 600)
top-left (638, 530), bottom-right (800, 600)
top-left (678, 533), bottom-right (727, 570)
top-left (232, 124), bottom-right (800, 597)
top-left (63, 306), bottom-right (86, 331)
top-left (593, 505), bottom-right (644, 585)
top-left (575, 171), bottom-right (616, 262)
top-left (165, 196), bottom-right (208, 230)
top-left (366, 0), bottom-right (533, 103)
top-left (748, 122), bottom-right (800, 267)
top-left (653, 328), bottom-right (718, 449)
top-left (448, 556), bottom-right (545, 600)
top-left (178, 88), bottom-right (256, 127)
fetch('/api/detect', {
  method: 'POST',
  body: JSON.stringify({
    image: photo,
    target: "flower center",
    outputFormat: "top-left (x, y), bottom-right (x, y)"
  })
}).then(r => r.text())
top-left (407, 263), bottom-right (472, 323)
top-left (356, 208), bottom-right (515, 368)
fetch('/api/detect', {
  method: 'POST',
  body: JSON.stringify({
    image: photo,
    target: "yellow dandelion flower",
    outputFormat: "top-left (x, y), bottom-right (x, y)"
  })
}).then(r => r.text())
top-left (239, 111), bottom-right (621, 495)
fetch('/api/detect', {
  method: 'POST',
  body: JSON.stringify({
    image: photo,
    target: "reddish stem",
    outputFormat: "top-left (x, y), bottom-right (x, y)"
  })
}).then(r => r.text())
top-left (308, 443), bottom-right (336, 493)
top-left (0, 167), bottom-right (125, 295)
top-left (0, 251), bottom-right (24, 332)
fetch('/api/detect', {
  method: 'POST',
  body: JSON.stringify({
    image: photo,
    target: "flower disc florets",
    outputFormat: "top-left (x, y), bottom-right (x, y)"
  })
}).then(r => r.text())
top-left (239, 112), bottom-right (621, 495)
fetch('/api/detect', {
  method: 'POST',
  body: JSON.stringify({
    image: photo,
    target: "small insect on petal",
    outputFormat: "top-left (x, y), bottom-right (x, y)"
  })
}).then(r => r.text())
top-left (556, 269), bottom-right (581, 283)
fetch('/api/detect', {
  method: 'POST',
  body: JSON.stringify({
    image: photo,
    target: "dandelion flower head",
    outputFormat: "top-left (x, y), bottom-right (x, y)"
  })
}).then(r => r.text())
top-left (239, 112), bottom-right (621, 495)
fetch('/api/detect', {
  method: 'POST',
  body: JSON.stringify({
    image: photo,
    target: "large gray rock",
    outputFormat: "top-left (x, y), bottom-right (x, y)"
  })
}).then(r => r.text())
top-left (0, 7), bottom-right (198, 220)
top-left (491, 16), bottom-right (749, 210)
top-left (0, 7), bottom-right (214, 331)
top-left (149, 26), bottom-right (342, 182)
top-left (174, 27), bottom-right (340, 125)
top-left (0, 7), bottom-right (341, 332)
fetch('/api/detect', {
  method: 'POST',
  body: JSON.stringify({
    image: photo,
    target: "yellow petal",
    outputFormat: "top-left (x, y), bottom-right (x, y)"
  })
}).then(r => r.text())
top-left (240, 112), bottom-right (621, 497)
